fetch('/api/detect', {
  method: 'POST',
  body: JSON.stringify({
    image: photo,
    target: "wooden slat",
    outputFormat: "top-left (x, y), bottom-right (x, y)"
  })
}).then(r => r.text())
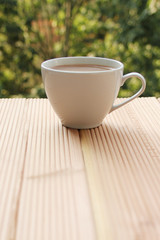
top-left (80, 130), bottom-right (113, 240)
top-left (80, 97), bottom-right (160, 240)
top-left (13, 99), bottom-right (96, 240)
top-left (0, 99), bottom-right (28, 239)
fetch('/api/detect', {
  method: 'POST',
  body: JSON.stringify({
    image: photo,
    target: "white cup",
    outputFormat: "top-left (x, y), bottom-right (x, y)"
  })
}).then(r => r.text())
top-left (41, 57), bottom-right (146, 129)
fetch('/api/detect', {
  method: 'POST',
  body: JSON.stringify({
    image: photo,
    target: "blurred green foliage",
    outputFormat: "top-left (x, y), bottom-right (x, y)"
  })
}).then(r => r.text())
top-left (0, 0), bottom-right (160, 98)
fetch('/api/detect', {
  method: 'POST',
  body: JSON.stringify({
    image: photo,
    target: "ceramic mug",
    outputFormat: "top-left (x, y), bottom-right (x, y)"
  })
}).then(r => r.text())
top-left (41, 57), bottom-right (146, 129)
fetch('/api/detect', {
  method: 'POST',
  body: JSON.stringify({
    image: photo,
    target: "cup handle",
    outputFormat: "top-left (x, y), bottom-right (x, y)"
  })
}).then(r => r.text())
top-left (110, 72), bottom-right (146, 113)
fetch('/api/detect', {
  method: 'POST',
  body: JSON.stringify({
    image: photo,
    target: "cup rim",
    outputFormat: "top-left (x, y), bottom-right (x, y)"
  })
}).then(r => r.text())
top-left (41, 56), bottom-right (124, 74)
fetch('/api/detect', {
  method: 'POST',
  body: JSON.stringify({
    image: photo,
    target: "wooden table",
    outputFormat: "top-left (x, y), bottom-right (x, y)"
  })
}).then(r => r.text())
top-left (0, 97), bottom-right (160, 240)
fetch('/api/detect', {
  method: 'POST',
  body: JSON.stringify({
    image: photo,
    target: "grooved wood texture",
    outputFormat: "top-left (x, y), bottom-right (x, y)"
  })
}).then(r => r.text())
top-left (0, 98), bottom-right (160, 240)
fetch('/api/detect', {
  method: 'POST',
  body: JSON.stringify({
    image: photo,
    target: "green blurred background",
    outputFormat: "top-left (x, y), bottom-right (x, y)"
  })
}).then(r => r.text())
top-left (0, 0), bottom-right (160, 98)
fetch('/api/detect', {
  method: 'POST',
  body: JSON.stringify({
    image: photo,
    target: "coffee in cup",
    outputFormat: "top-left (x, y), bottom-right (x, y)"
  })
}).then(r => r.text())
top-left (51, 64), bottom-right (115, 71)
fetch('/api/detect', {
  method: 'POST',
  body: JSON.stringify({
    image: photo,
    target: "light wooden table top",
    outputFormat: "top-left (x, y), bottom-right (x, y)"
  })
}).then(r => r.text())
top-left (0, 97), bottom-right (160, 240)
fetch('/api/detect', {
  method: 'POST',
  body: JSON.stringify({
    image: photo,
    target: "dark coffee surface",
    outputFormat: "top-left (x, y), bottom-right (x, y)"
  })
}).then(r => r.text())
top-left (52, 64), bottom-right (114, 72)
